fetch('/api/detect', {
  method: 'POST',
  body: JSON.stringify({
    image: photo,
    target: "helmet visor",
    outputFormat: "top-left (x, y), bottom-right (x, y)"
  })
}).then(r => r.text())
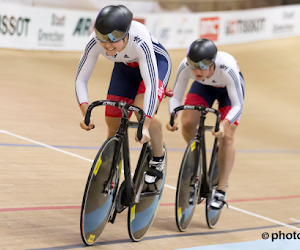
top-left (95, 29), bottom-right (126, 43)
top-left (187, 57), bottom-right (213, 70)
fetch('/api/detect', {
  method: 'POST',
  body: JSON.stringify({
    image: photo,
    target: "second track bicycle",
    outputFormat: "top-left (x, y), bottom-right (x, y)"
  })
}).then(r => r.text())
top-left (170, 104), bottom-right (222, 231)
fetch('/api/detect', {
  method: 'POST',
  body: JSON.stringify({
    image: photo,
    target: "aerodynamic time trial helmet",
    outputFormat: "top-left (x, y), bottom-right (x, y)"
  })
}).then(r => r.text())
top-left (94, 5), bottom-right (133, 43)
top-left (187, 39), bottom-right (218, 70)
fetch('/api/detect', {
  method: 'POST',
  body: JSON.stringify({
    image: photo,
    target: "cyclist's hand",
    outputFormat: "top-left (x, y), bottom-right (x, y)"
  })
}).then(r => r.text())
top-left (166, 113), bottom-right (178, 132)
top-left (166, 121), bottom-right (178, 131)
top-left (212, 120), bottom-right (229, 138)
top-left (80, 116), bottom-right (94, 131)
top-left (135, 128), bottom-right (150, 144)
top-left (213, 127), bottom-right (224, 138)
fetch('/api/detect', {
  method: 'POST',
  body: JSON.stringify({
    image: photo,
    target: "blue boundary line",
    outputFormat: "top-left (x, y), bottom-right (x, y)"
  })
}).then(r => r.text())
top-left (25, 222), bottom-right (300, 250)
top-left (176, 239), bottom-right (300, 250)
top-left (0, 143), bottom-right (299, 154)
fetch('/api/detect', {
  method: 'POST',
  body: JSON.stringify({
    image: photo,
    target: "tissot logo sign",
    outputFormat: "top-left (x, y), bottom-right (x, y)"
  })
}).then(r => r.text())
top-left (0, 15), bottom-right (30, 36)
top-left (225, 18), bottom-right (265, 35)
top-left (199, 17), bottom-right (219, 41)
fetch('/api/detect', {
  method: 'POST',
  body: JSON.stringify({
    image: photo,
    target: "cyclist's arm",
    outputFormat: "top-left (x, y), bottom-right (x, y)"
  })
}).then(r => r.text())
top-left (75, 35), bottom-right (99, 107)
top-left (135, 39), bottom-right (159, 119)
top-left (75, 35), bottom-right (100, 130)
top-left (223, 69), bottom-right (244, 125)
top-left (169, 59), bottom-right (193, 113)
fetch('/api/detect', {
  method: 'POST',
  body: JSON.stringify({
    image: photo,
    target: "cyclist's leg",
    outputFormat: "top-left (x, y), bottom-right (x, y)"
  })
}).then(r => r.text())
top-left (217, 123), bottom-right (237, 192)
top-left (216, 73), bottom-right (244, 193)
top-left (210, 113), bottom-right (238, 209)
top-left (134, 93), bottom-right (164, 158)
top-left (133, 42), bottom-right (171, 158)
top-left (105, 117), bottom-right (121, 138)
top-left (210, 77), bottom-right (244, 209)
top-left (181, 110), bottom-right (200, 143)
top-left (133, 82), bottom-right (167, 183)
top-left (105, 63), bottom-right (141, 137)
top-left (181, 81), bottom-right (215, 143)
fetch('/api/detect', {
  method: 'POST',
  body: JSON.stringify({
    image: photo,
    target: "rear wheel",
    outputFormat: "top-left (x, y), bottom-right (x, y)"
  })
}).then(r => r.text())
top-left (205, 147), bottom-right (222, 229)
top-left (80, 137), bottom-right (121, 245)
top-left (175, 139), bottom-right (201, 232)
top-left (128, 144), bottom-right (167, 241)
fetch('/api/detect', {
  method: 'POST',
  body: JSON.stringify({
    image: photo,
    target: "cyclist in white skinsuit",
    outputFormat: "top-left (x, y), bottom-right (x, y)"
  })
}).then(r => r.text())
top-left (167, 39), bottom-right (245, 209)
top-left (76, 5), bottom-right (171, 183)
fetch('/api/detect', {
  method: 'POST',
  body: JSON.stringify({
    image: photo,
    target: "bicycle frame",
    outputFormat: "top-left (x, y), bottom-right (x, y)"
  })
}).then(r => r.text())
top-left (81, 99), bottom-right (168, 243)
top-left (170, 105), bottom-right (220, 197)
top-left (84, 100), bottom-right (147, 203)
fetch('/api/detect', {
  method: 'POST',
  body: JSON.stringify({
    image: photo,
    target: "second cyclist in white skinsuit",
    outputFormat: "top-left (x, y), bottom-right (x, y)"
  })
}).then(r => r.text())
top-left (167, 39), bottom-right (245, 210)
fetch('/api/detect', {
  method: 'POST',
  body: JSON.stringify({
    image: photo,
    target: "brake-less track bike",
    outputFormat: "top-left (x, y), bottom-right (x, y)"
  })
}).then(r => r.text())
top-left (170, 104), bottom-right (222, 231)
top-left (80, 100), bottom-right (167, 245)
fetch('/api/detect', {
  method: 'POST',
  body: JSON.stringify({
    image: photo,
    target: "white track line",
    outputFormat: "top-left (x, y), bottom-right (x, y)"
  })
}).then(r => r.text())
top-left (1, 129), bottom-right (298, 231)
top-left (0, 130), bottom-right (93, 163)
top-left (229, 206), bottom-right (300, 231)
top-left (290, 218), bottom-right (300, 223)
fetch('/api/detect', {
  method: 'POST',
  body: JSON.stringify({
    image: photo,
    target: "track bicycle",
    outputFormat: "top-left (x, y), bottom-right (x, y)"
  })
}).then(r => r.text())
top-left (80, 100), bottom-right (167, 245)
top-left (170, 104), bottom-right (222, 231)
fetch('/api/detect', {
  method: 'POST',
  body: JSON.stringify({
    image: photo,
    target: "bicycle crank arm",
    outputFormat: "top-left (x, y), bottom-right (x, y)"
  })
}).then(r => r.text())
top-left (134, 172), bottom-right (146, 203)
top-left (139, 190), bottom-right (161, 200)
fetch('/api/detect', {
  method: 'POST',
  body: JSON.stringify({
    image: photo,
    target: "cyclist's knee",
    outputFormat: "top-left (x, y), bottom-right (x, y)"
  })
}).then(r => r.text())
top-left (181, 118), bottom-right (197, 133)
top-left (181, 120), bottom-right (197, 143)
top-left (105, 116), bottom-right (121, 137)
top-left (150, 115), bottom-right (162, 129)
top-left (219, 133), bottom-right (234, 147)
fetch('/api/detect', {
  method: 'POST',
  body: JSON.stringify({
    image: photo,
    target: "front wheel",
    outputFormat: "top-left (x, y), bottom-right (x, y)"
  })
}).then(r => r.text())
top-left (175, 139), bottom-right (201, 232)
top-left (80, 137), bottom-right (121, 245)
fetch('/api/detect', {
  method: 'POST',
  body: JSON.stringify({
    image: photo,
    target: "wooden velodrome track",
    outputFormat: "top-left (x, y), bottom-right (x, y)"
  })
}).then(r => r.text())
top-left (1, 36), bottom-right (300, 250)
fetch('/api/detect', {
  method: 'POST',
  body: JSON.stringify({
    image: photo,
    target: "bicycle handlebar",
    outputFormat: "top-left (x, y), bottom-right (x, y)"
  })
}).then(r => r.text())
top-left (85, 100), bottom-right (146, 141)
top-left (170, 105), bottom-right (221, 132)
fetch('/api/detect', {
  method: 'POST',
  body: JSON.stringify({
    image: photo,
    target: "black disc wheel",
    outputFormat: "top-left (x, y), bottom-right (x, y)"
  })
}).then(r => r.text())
top-left (175, 139), bottom-right (201, 232)
top-left (80, 137), bottom-right (121, 245)
top-left (205, 148), bottom-right (222, 229)
top-left (128, 144), bottom-right (167, 241)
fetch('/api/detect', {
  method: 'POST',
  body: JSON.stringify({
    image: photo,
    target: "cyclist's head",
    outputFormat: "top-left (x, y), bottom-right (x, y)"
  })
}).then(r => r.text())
top-left (94, 5), bottom-right (133, 43)
top-left (187, 39), bottom-right (217, 70)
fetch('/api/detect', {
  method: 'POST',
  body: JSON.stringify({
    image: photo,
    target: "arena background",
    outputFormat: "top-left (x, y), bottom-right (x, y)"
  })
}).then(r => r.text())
top-left (1, 0), bottom-right (300, 249)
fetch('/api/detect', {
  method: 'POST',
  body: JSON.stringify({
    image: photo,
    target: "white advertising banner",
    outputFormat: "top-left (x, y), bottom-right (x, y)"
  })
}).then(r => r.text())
top-left (0, 3), bottom-right (34, 49)
top-left (269, 6), bottom-right (300, 39)
top-left (0, 3), bottom-right (299, 51)
top-left (218, 8), bottom-right (270, 45)
top-left (146, 14), bottom-right (198, 50)
top-left (0, 3), bottom-right (98, 51)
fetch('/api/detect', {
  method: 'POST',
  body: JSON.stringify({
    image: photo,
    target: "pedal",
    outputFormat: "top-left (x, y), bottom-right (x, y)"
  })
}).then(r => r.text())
top-left (146, 168), bottom-right (163, 180)
top-left (139, 184), bottom-right (161, 200)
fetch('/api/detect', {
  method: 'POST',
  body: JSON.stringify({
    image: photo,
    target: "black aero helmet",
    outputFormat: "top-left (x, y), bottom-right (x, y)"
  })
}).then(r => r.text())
top-left (94, 5), bottom-right (133, 43)
top-left (187, 39), bottom-right (217, 70)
